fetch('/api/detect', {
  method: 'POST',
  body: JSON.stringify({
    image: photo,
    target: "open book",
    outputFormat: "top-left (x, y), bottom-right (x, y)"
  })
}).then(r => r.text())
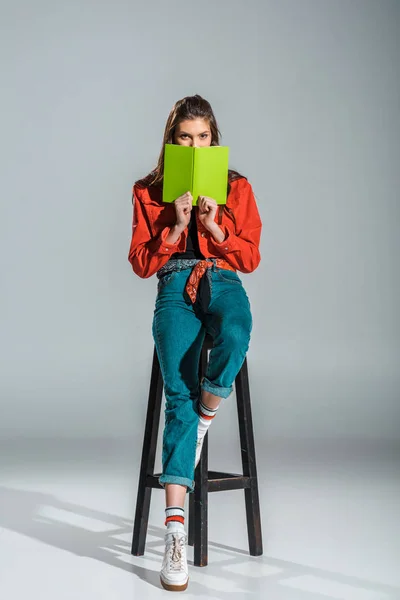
top-left (162, 144), bottom-right (229, 205)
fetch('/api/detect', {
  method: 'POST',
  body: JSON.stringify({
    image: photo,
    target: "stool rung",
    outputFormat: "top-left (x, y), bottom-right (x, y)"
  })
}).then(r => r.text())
top-left (145, 474), bottom-right (164, 489)
top-left (145, 472), bottom-right (252, 492)
top-left (208, 473), bottom-right (251, 492)
top-left (208, 470), bottom-right (245, 480)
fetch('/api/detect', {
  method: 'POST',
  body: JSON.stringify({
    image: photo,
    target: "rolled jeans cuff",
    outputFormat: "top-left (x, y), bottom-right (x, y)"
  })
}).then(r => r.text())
top-left (158, 474), bottom-right (195, 494)
top-left (201, 377), bottom-right (233, 399)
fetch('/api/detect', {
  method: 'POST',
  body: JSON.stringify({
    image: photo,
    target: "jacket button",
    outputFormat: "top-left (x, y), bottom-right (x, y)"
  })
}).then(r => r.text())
top-left (201, 232), bottom-right (206, 237)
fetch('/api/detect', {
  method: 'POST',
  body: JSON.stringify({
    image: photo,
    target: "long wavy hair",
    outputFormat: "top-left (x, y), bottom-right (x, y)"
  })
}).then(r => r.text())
top-left (135, 94), bottom-right (244, 192)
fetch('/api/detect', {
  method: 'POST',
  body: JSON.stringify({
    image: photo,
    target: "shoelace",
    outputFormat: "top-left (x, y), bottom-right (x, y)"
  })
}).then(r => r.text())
top-left (167, 533), bottom-right (186, 572)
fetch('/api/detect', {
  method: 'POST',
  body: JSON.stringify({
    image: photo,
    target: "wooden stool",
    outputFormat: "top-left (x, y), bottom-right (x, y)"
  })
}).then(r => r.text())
top-left (131, 333), bottom-right (263, 566)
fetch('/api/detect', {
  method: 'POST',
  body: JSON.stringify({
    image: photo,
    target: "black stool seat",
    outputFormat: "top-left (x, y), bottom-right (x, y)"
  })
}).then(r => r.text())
top-left (131, 333), bottom-right (263, 566)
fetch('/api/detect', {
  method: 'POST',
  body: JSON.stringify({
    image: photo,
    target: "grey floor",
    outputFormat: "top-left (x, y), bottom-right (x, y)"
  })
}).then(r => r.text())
top-left (0, 437), bottom-right (399, 600)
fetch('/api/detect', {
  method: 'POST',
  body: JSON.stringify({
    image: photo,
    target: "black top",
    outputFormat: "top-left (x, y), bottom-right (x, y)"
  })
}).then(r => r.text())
top-left (169, 209), bottom-right (211, 310)
top-left (171, 209), bottom-right (204, 260)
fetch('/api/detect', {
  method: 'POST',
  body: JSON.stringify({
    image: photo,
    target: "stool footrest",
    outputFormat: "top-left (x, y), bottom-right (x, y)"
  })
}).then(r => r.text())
top-left (145, 474), bottom-right (164, 489)
top-left (208, 472), bottom-right (251, 492)
top-left (145, 472), bottom-right (252, 492)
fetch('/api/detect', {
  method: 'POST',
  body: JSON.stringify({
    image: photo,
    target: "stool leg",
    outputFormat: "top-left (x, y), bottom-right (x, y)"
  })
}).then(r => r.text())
top-left (188, 489), bottom-right (195, 547)
top-left (192, 432), bottom-right (209, 566)
top-left (235, 358), bottom-right (263, 556)
top-left (131, 346), bottom-right (164, 556)
top-left (188, 340), bottom-right (209, 566)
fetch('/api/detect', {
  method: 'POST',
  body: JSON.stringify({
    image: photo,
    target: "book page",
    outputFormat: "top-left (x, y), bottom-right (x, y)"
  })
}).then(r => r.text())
top-left (162, 144), bottom-right (194, 203)
top-left (192, 146), bottom-right (229, 205)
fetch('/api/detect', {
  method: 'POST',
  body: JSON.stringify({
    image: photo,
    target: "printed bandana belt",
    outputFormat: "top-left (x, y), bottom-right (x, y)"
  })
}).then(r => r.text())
top-left (157, 258), bottom-right (236, 308)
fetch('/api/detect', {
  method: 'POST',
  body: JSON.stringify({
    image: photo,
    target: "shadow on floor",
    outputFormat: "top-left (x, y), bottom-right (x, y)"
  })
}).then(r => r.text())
top-left (0, 485), bottom-right (398, 600)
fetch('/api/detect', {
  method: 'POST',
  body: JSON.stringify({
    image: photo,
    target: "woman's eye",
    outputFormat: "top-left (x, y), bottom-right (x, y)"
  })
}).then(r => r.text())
top-left (200, 134), bottom-right (209, 139)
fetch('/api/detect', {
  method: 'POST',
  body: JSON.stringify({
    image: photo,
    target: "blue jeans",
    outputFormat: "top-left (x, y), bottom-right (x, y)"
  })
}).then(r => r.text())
top-left (152, 265), bottom-right (253, 494)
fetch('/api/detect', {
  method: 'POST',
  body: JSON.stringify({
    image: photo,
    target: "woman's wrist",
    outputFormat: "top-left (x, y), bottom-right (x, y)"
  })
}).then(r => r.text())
top-left (165, 224), bottom-right (185, 245)
top-left (206, 223), bottom-right (226, 244)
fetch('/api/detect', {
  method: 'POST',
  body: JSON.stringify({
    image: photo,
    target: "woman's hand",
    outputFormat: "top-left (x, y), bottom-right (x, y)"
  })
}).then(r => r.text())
top-left (198, 195), bottom-right (226, 243)
top-left (174, 191), bottom-right (193, 231)
top-left (198, 196), bottom-right (218, 230)
top-left (164, 191), bottom-right (193, 245)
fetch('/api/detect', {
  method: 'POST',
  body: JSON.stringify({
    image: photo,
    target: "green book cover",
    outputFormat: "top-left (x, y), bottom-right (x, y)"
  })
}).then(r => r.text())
top-left (162, 144), bottom-right (229, 205)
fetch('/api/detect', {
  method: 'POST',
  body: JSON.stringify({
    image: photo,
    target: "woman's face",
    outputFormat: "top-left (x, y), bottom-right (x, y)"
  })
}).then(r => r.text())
top-left (174, 118), bottom-right (212, 147)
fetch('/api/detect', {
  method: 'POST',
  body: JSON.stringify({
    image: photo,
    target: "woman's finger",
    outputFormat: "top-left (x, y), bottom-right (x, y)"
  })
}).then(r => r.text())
top-left (199, 196), bottom-right (208, 212)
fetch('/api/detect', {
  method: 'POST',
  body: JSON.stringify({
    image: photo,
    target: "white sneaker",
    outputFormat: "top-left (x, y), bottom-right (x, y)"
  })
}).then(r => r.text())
top-left (195, 435), bottom-right (205, 468)
top-left (160, 529), bottom-right (189, 592)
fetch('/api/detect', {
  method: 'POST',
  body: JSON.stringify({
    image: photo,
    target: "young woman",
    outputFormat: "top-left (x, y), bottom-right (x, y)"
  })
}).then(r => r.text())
top-left (128, 94), bottom-right (262, 592)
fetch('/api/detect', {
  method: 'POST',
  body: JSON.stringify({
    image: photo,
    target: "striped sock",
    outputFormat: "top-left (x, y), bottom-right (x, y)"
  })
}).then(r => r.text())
top-left (165, 506), bottom-right (185, 529)
top-left (197, 399), bottom-right (219, 441)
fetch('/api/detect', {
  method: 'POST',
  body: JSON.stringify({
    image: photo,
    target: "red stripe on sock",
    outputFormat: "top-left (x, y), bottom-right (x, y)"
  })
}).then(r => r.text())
top-left (199, 411), bottom-right (215, 420)
top-left (165, 515), bottom-right (185, 526)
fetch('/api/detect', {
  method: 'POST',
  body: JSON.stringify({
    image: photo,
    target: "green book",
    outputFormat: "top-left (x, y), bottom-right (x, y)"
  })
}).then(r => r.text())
top-left (162, 144), bottom-right (229, 205)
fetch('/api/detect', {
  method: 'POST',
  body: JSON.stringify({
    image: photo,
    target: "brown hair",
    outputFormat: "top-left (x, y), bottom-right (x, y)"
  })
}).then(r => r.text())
top-left (135, 94), bottom-right (244, 192)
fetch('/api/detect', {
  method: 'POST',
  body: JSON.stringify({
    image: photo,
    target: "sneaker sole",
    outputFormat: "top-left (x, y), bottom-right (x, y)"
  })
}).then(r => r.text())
top-left (160, 575), bottom-right (189, 592)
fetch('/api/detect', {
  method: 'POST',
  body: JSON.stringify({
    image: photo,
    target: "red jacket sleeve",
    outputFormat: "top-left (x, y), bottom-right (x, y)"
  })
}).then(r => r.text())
top-left (208, 178), bottom-right (262, 273)
top-left (128, 185), bottom-right (187, 278)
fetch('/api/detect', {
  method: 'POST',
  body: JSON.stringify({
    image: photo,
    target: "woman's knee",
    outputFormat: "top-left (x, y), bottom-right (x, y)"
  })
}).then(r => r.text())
top-left (219, 314), bottom-right (252, 349)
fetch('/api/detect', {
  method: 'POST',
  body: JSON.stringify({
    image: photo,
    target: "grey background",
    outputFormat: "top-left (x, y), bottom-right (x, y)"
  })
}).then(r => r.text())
top-left (1, 0), bottom-right (399, 447)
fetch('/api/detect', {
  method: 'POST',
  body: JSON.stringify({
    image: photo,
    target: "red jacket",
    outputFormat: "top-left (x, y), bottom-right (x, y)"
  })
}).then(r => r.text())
top-left (128, 177), bottom-right (262, 279)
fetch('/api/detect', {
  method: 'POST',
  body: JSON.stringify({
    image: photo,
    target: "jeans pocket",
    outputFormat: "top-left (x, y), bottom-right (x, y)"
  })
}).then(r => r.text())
top-left (217, 269), bottom-right (242, 284)
top-left (157, 271), bottom-right (178, 291)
